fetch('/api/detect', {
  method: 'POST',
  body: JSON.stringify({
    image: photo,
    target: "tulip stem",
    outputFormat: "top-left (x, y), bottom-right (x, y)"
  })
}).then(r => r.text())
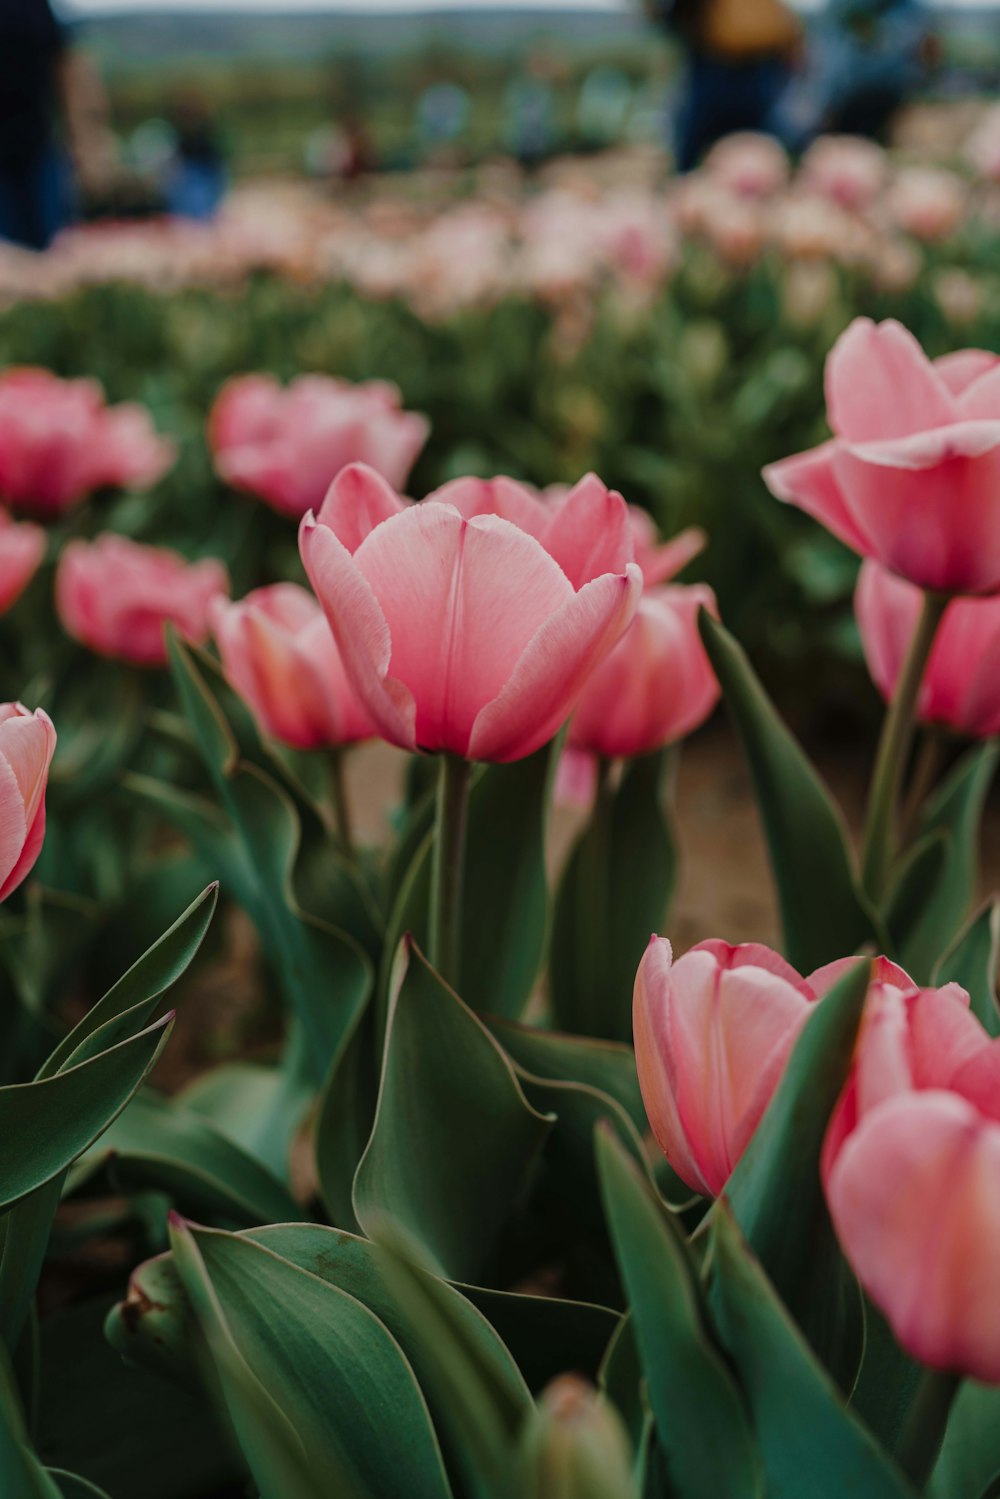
top-left (861, 589), bottom-right (948, 904)
top-left (580, 756), bottom-right (613, 1036)
top-left (898, 728), bottom-right (947, 851)
top-left (430, 754), bottom-right (472, 988)
top-left (329, 749), bottom-right (356, 865)
top-left (896, 1369), bottom-right (961, 1487)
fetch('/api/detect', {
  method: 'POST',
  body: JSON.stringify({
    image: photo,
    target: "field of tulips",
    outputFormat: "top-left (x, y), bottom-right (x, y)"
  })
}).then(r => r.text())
top-left (1, 121), bottom-right (1000, 1499)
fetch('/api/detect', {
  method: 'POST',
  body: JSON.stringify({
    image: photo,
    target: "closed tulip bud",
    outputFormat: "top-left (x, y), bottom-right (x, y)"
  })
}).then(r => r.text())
top-left (633, 936), bottom-right (818, 1196)
top-left (56, 534), bottom-right (229, 668)
top-left (209, 373), bottom-right (429, 520)
top-left (823, 965), bottom-right (1000, 1381)
top-left (569, 585), bottom-right (719, 761)
top-left (764, 320), bottom-right (1000, 596)
top-left (299, 489), bottom-right (640, 763)
top-left (0, 367), bottom-right (175, 518)
top-left (211, 584), bottom-right (374, 750)
top-left (856, 559), bottom-right (1000, 738)
top-left (0, 704), bottom-right (56, 902)
top-left (0, 511), bottom-right (44, 616)
top-left (516, 1376), bottom-right (636, 1499)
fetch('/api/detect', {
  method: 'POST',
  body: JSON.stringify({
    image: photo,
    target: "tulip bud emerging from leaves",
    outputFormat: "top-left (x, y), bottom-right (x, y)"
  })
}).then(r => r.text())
top-left (516, 1376), bottom-right (636, 1499)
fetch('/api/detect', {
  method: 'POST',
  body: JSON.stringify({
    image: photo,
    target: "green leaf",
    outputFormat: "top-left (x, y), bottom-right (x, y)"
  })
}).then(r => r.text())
top-left (486, 1020), bottom-right (647, 1134)
top-left (883, 831), bottom-right (949, 964)
top-left (354, 940), bottom-right (553, 1281)
top-left (930, 1382), bottom-right (1000, 1499)
top-left (698, 610), bottom-right (881, 970)
top-left (179, 1058), bottom-right (313, 1179)
top-left (0, 1016), bottom-right (173, 1210)
top-left (934, 901), bottom-right (1000, 1038)
top-left (709, 1206), bottom-right (916, 1499)
top-left (48, 1473), bottom-right (112, 1499)
top-left (900, 743), bottom-right (999, 982)
top-left (169, 1219), bottom-right (454, 1499)
top-left (82, 1088), bottom-right (304, 1226)
top-left (550, 751), bottom-right (676, 1041)
top-left (0, 1344), bottom-right (63, 1499)
top-left (314, 1006), bottom-right (376, 1233)
top-left (594, 1128), bottom-right (763, 1499)
top-left (713, 958), bottom-right (870, 1387)
top-left (462, 1285), bottom-right (619, 1394)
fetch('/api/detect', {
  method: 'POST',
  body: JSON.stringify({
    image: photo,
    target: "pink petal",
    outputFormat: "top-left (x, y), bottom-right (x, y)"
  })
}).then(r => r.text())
top-left (540, 474), bottom-right (634, 589)
top-left (934, 349), bottom-right (1000, 398)
top-left (763, 441), bottom-right (872, 558)
top-left (826, 318), bottom-right (956, 443)
top-left (633, 936), bottom-right (711, 1194)
top-left (316, 463), bottom-right (408, 554)
top-left (425, 476), bottom-right (549, 540)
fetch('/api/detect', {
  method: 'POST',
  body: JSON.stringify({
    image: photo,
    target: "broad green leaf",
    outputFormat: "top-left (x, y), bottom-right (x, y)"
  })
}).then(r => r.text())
top-left (314, 1005), bottom-right (376, 1233)
top-left (594, 1128), bottom-right (763, 1499)
top-left (713, 959), bottom-right (870, 1388)
top-left (486, 1020), bottom-right (646, 1134)
top-left (180, 1055), bottom-right (313, 1180)
top-left (550, 750), bottom-right (676, 1041)
top-left (883, 831), bottom-right (949, 965)
top-left (0, 1016), bottom-right (172, 1210)
top-left (930, 1383), bottom-right (1000, 1499)
top-left (354, 940), bottom-right (553, 1281)
top-left (170, 1220), bottom-right (454, 1499)
top-left (699, 610), bottom-right (881, 970)
top-left (41, 883), bottom-right (217, 1078)
top-left (900, 743), bottom-right (999, 982)
top-left (934, 901), bottom-right (1000, 1038)
top-left (709, 1207), bottom-right (916, 1499)
top-left (83, 1088), bottom-right (303, 1226)
top-left (463, 1285), bottom-right (619, 1393)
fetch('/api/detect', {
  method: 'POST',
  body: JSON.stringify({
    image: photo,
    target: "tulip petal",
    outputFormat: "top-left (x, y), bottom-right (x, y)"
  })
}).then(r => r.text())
top-left (299, 514), bottom-right (417, 751)
top-left (633, 937), bottom-right (712, 1194)
top-left (935, 349), bottom-right (1000, 398)
top-left (763, 441), bottom-right (872, 558)
top-left (827, 1091), bottom-right (1000, 1382)
top-left (541, 474), bottom-right (635, 589)
top-left (468, 564), bottom-right (641, 763)
top-left (426, 476), bottom-right (549, 539)
top-left (826, 318), bottom-right (956, 443)
top-left (0, 752), bottom-right (27, 896)
top-left (316, 462), bottom-right (408, 554)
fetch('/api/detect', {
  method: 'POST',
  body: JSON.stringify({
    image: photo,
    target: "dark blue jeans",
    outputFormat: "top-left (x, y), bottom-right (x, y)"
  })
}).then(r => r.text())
top-left (675, 54), bottom-right (791, 172)
top-left (0, 146), bottom-right (68, 250)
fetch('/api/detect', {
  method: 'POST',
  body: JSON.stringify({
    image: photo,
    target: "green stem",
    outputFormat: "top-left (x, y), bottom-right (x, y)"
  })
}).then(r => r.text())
top-left (581, 756), bottom-right (613, 1037)
top-left (896, 1369), bottom-right (961, 1488)
top-left (328, 749), bottom-right (356, 865)
top-left (429, 755), bottom-right (472, 988)
top-left (861, 590), bottom-right (948, 904)
top-left (898, 727), bottom-right (947, 852)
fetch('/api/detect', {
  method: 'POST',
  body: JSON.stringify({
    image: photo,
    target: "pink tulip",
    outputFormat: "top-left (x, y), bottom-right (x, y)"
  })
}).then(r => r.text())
top-left (633, 937), bottom-right (817, 1196)
top-left (56, 534), bottom-right (229, 667)
top-left (568, 585), bottom-right (719, 760)
top-left (209, 373), bottom-right (430, 519)
top-left (856, 559), bottom-right (1000, 738)
top-left (0, 368), bottom-right (175, 518)
top-left (211, 583), bottom-right (374, 750)
top-left (823, 966), bottom-right (1000, 1380)
top-left (0, 511), bottom-right (44, 615)
top-left (0, 704), bottom-right (56, 902)
top-left (300, 496), bottom-right (641, 763)
top-left (764, 320), bottom-right (1000, 596)
top-left (627, 508), bottom-right (706, 587)
top-left (799, 135), bottom-right (887, 213)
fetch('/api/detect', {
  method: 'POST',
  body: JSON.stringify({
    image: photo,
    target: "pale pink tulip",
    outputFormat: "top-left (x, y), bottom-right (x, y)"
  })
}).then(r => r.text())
top-left (799, 136), bottom-right (887, 213)
top-left (0, 368), bottom-right (175, 518)
top-left (764, 320), bottom-right (1000, 595)
top-left (569, 585), bottom-right (719, 760)
top-left (0, 704), bottom-right (56, 902)
top-left (209, 373), bottom-right (429, 519)
top-left (856, 560), bottom-right (1000, 738)
top-left (300, 498), bottom-right (641, 763)
top-left (703, 133), bottom-right (789, 199)
top-left (626, 508), bottom-right (706, 586)
top-left (633, 937), bottom-right (817, 1196)
top-left (212, 584), bottom-right (374, 749)
top-left (56, 534), bottom-right (228, 667)
top-left (0, 511), bottom-right (44, 615)
top-left (888, 166), bottom-right (967, 243)
top-left (824, 967), bottom-right (1000, 1380)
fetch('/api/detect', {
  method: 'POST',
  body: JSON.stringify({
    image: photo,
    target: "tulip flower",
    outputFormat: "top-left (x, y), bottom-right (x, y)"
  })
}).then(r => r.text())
top-left (764, 320), bottom-right (1000, 598)
top-left (211, 584), bottom-right (374, 751)
top-left (823, 966), bottom-right (1000, 1382)
top-left (300, 495), bottom-right (640, 764)
top-left (0, 511), bottom-right (44, 616)
top-left (856, 560), bottom-right (1000, 740)
top-left (209, 373), bottom-right (429, 519)
top-left (0, 368), bottom-right (175, 519)
top-left (569, 585), bottom-right (719, 761)
top-left (56, 534), bottom-right (228, 667)
top-left (633, 937), bottom-right (818, 1196)
top-left (0, 704), bottom-right (56, 902)
top-left (626, 507), bottom-right (706, 587)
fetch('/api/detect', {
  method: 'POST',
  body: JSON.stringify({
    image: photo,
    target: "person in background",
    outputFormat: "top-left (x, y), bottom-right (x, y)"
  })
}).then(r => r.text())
top-left (0, 0), bottom-right (113, 249)
top-left (646, 0), bottom-right (801, 170)
top-left (164, 89), bottom-right (228, 221)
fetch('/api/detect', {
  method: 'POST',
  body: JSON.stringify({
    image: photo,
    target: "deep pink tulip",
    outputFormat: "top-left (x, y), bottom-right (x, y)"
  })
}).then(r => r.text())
top-left (56, 534), bottom-right (228, 667)
top-left (823, 965), bottom-right (1000, 1380)
top-left (209, 374), bottom-right (429, 520)
top-left (0, 511), bottom-right (44, 615)
top-left (0, 368), bottom-right (175, 519)
top-left (856, 559), bottom-right (1000, 738)
top-left (212, 583), bottom-right (374, 750)
top-left (569, 585), bottom-right (719, 760)
top-left (764, 319), bottom-right (1000, 595)
top-left (300, 497), bottom-right (641, 762)
top-left (0, 704), bottom-right (56, 902)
